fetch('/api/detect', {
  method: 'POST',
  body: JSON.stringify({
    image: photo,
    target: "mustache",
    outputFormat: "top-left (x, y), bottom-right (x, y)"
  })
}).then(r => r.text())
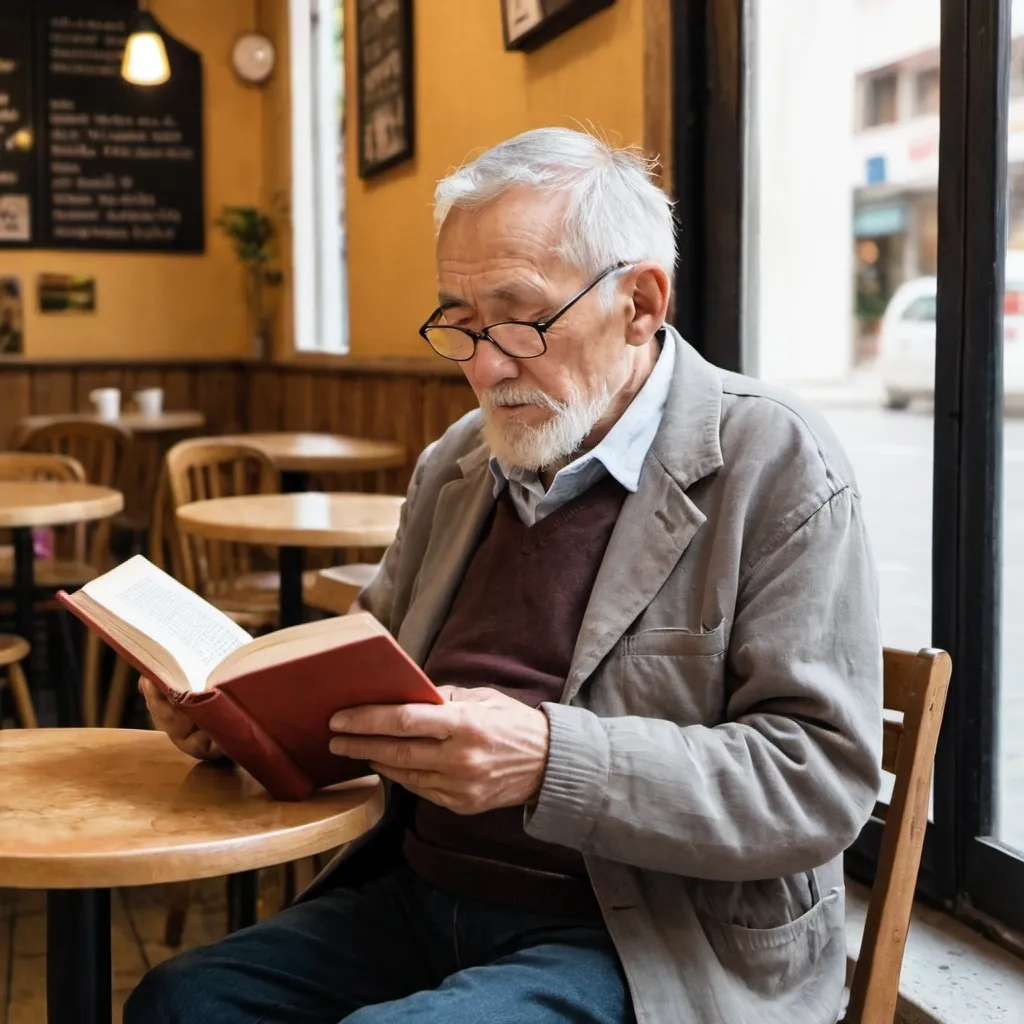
top-left (481, 383), bottom-right (567, 414)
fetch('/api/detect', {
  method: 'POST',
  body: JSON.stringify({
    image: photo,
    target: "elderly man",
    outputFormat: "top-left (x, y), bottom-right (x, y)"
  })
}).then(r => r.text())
top-left (126, 127), bottom-right (882, 1024)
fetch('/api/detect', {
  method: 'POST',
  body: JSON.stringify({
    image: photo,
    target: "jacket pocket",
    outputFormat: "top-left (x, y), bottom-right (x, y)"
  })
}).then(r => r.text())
top-left (600, 622), bottom-right (728, 723)
top-left (624, 620), bottom-right (727, 658)
top-left (697, 884), bottom-right (844, 999)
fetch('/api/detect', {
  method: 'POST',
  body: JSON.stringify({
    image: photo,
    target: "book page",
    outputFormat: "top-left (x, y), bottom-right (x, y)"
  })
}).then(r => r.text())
top-left (209, 611), bottom-right (388, 686)
top-left (82, 555), bottom-right (252, 692)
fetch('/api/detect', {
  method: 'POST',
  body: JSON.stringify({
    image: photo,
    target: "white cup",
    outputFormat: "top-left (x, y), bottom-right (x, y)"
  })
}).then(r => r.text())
top-left (134, 387), bottom-right (163, 418)
top-left (89, 387), bottom-right (121, 421)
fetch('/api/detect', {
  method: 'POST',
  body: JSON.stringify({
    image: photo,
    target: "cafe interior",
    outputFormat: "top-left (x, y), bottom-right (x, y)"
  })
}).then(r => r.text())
top-left (0, 0), bottom-right (1023, 1021)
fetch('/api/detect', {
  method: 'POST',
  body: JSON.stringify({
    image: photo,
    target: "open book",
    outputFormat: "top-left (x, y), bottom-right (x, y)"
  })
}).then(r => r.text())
top-left (57, 555), bottom-right (443, 800)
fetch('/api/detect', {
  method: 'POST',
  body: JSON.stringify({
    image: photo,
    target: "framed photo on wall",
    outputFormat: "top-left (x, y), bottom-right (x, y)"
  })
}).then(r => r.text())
top-left (501, 0), bottom-right (616, 52)
top-left (356, 0), bottom-right (415, 178)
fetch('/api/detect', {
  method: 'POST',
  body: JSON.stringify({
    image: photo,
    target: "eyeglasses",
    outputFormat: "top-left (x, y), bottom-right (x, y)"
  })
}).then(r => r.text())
top-left (418, 263), bottom-right (628, 362)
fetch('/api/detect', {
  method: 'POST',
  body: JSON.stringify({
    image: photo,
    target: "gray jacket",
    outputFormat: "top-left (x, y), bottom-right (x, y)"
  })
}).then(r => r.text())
top-left (310, 331), bottom-right (883, 1023)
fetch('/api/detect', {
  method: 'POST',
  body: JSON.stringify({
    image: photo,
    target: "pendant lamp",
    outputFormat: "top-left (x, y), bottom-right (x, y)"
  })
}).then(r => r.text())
top-left (121, 6), bottom-right (171, 86)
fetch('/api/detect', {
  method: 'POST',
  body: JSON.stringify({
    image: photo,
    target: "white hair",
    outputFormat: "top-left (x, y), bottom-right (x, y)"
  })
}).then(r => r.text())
top-left (434, 127), bottom-right (677, 298)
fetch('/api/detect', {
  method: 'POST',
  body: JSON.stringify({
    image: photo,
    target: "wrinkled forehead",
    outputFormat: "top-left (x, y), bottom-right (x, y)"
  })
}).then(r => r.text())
top-left (435, 187), bottom-right (572, 281)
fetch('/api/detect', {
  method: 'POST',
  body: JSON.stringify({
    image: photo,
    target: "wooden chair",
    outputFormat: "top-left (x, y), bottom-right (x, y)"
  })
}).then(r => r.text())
top-left (10, 423), bottom-right (130, 727)
top-left (304, 562), bottom-right (381, 616)
top-left (101, 439), bottom-right (288, 732)
top-left (843, 647), bottom-right (952, 1024)
top-left (0, 452), bottom-right (95, 726)
top-left (0, 635), bottom-right (37, 728)
top-left (14, 419), bottom-right (130, 574)
top-left (164, 438), bottom-right (287, 626)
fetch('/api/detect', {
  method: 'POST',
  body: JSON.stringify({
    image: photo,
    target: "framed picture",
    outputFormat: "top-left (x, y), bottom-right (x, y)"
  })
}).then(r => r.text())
top-left (37, 273), bottom-right (96, 314)
top-left (502, 0), bottom-right (616, 52)
top-left (356, 0), bottom-right (415, 179)
top-left (0, 277), bottom-right (23, 354)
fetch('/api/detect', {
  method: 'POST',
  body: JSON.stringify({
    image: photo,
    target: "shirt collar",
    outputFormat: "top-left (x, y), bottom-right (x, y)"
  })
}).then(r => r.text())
top-left (488, 328), bottom-right (676, 496)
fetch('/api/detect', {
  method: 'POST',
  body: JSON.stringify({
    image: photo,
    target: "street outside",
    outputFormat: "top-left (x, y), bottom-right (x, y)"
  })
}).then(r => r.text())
top-left (793, 388), bottom-right (1024, 852)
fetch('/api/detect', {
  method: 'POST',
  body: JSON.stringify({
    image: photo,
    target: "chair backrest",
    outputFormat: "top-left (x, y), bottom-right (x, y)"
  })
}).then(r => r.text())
top-left (163, 438), bottom-right (278, 597)
top-left (0, 451), bottom-right (89, 562)
top-left (844, 647), bottom-right (952, 1024)
top-left (15, 419), bottom-right (131, 570)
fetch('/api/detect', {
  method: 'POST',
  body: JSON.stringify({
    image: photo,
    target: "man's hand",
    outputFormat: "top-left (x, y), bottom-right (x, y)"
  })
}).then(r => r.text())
top-left (328, 686), bottom-right (550, 815)
top-left (139, 677), bottom-right (226, 762)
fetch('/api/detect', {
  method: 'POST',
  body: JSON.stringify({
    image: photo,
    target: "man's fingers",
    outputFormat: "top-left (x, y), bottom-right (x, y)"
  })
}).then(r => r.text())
top-left (329, 702), bottom-right (457, 740)
top-left (329, 735), bottom-right (443, 770)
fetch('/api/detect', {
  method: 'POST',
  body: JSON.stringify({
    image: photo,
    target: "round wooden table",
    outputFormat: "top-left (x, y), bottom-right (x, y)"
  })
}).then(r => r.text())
top-left (176, 493), bottom-right (403, 628)
top-left (0, 482), bottom-right (123, 706)
top-left (15, 410), bottom-right (206, 435)
top-left (217, 433), bottom-right (405, 491)
top-left (0, 728), bottom-right (384, 1024)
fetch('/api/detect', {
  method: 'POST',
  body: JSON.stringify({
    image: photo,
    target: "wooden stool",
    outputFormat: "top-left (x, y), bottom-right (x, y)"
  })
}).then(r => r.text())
top-left (0, 635), bottom-right (38, 728)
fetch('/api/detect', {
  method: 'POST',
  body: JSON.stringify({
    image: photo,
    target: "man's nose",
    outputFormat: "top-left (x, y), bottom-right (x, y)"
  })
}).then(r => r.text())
top-left (468, 336), bottom-right (520, 389)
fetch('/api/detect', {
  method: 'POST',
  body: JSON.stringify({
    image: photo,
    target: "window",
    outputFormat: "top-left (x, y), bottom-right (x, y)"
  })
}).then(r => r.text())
top-left (915, 67), bottom-right (941, 115)
top-left (674, 0), bottom-right (1024, 942)
top-left (1012, 37), bottom-right (1024, 99)
top-left (290, 0), bottom-right (348, 353)
top-left (866, 72), bottom-right (899, 127)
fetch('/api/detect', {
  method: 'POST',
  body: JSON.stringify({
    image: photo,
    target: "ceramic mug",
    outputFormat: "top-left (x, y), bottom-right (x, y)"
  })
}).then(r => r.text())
top-left (134, 387), bottom-right (164, 417)
top-left (89, 387), bottom-right (121, 420)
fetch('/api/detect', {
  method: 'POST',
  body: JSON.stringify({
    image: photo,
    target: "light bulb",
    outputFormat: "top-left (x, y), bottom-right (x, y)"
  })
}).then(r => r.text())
top-left (121, 14), bottom-right (171, 86)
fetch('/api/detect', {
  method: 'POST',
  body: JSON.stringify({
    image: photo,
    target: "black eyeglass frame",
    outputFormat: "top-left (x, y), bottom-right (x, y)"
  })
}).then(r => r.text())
top-left (417, 262), bottom-right (630, 362)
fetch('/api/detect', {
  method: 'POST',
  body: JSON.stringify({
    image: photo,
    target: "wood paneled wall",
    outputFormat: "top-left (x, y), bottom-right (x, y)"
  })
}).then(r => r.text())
top-left (0, 358), bottom-right (478, 494)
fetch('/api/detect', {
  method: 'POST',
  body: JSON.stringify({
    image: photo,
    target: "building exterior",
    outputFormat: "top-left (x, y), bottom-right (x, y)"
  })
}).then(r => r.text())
top-left (755, 0), bottom-right (1024, 383)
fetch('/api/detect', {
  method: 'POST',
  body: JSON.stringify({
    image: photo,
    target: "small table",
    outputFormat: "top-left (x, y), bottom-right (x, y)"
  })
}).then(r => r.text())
top-left (217, 433), bottom-right (405, 491)
top-left (0, 728), bottom-right (384, 1024)
top-left (175, 492), bottom-right (402, 628)
top-left (15, 410), bottom-right (206, 435)
top-left (0, 482), bottom-right (123, 710)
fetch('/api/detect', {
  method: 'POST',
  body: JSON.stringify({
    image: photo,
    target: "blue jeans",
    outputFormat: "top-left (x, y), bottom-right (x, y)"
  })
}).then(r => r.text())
top-left (124, 866), bottom-right (635, 1023)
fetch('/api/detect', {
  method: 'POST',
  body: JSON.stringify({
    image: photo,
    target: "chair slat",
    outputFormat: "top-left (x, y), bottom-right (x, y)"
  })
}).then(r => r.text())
top-left (845, 648), bottom-right (952, 1024)
top-left (881, 719), bottom-right (902, 776)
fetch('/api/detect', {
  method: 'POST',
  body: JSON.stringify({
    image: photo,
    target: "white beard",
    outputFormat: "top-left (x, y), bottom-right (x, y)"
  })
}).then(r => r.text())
top-left (481, 379), bottom-right (612, 471)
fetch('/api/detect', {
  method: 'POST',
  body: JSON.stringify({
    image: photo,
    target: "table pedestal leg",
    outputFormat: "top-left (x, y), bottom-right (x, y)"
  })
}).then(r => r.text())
top-left (279, 546), bottom-right (305, 629)
top-left (280, 470), bottom-right (308, 493)
top-left (12, 527), bottom-right (35, 678)
top-left (46, 889), bottom-right (110, 1024)
top-left (227, 871), bottom-right (259, 932)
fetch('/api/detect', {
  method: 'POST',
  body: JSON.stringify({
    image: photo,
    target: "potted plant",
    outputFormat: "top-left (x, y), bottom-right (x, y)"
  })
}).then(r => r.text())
top-left (215, 205), bottom-right (284, 359)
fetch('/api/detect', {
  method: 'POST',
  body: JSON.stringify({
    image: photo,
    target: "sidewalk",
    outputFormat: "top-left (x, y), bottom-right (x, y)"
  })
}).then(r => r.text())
top-left (777, 366), bottom-right (886, 409)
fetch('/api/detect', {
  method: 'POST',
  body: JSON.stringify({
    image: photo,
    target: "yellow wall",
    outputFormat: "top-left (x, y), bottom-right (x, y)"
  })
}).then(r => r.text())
top-left (2, 0), bottom-right (652, 361)
top-left (342, 0), bottom-right (648, 358)
top-left (0, 0), bottom-right (264, 359)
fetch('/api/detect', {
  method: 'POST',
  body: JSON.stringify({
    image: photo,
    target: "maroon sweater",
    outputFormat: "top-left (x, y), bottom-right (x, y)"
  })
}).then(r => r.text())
top-left (402, 474), bottom-right (627, 917)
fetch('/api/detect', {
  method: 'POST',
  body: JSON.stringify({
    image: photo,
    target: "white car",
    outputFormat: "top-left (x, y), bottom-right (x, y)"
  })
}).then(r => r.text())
top-left (877, 252), bottom-right (1024, 411)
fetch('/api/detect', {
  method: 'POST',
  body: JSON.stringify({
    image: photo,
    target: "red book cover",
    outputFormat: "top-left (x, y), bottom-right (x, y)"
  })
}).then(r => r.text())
top-left (57, 590), bottom-right (444, 800)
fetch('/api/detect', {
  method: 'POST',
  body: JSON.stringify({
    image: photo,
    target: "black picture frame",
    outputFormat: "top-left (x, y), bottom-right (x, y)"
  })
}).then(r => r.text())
top-left (356, 0), bottom-right (414, 179)
top-left (501, 0), bottom-right (615, 52)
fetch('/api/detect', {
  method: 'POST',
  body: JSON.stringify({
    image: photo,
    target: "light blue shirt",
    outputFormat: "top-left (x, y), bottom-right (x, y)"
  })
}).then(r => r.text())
top-left (488, 329), bottom-right (676, 526)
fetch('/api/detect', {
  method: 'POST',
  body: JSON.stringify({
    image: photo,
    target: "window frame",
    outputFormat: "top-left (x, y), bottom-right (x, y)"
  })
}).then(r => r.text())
top-left (672, 0), bottom-right (1024, 944)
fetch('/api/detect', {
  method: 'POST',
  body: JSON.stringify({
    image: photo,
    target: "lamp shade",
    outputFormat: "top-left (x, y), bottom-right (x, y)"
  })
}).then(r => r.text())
top-left (121, 12), bottom-right (171, 86)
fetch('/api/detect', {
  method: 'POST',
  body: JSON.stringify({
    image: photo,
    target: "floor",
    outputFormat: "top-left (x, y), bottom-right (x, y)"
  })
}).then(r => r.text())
top-left (0, 868), bottom-right (291, 1023)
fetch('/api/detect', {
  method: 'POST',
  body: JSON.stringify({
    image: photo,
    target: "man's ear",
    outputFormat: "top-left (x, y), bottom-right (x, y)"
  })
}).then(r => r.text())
top-left (625, 262), bottom-right (671, 347)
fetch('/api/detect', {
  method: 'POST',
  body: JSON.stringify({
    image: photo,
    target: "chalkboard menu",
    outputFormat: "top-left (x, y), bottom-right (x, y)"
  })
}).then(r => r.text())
top-left (0, 4), bottom-right (204, 252)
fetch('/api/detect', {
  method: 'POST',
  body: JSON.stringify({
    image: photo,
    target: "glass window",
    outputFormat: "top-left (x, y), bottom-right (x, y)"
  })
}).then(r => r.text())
top-left (995, 33), bottom-right (1024, 858)
top-left (866, 72), bottom-right (899, 127)
top-left (290, 0), bottom-right (348, 353)
top-left (1012, 37), bottom-right (1024, 99)
top-left (752, 0), bottom-right (941, 807)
